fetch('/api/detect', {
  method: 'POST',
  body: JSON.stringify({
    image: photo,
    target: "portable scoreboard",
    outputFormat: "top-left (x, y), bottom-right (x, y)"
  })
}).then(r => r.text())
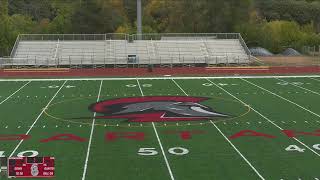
top-left (6, 157), bottom-right (55, 178)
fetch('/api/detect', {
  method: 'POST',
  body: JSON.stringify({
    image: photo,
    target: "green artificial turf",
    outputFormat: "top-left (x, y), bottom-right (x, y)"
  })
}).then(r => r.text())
top-left (0, 76), bottom-right (320, 180)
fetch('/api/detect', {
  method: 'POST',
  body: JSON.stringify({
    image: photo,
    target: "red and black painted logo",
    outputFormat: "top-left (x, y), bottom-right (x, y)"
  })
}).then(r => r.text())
top-left (89, 96), bottom-right (229, 122)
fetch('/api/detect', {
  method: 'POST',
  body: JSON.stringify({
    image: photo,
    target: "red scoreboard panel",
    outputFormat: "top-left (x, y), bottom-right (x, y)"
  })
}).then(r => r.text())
top-left (8, 157), bottom-right (55, 178)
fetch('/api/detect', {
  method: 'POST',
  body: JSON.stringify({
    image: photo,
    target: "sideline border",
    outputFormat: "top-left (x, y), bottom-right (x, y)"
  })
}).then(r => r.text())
top-left (0, 75), bottom-right (319, 81)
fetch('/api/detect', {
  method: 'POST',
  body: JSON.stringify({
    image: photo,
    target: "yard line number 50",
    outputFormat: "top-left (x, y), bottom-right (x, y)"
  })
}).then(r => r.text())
top-left (138, 147), bottom-right (189, 156)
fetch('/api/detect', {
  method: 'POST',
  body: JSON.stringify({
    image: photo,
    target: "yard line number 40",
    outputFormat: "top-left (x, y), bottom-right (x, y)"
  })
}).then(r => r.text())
top-left (285, 144), bottom-right (320, 153)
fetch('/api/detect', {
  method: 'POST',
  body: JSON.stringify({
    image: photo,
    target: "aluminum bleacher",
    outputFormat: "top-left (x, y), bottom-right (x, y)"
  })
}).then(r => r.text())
top-left (1, 33), bottom-right (252, 68)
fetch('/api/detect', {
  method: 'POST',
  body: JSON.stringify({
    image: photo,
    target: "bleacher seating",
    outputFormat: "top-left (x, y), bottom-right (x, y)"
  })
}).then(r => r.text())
top-left (5, 34), bottom-right (251, 67)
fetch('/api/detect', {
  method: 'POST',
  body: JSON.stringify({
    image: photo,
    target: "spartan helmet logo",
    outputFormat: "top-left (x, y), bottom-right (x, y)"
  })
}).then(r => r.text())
top-left (89, 96), bottom-right (229, 122)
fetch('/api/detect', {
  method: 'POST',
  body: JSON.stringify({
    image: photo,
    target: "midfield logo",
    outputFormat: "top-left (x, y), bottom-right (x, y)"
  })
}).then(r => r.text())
top-left (89, 96), bottom-right (229, 122)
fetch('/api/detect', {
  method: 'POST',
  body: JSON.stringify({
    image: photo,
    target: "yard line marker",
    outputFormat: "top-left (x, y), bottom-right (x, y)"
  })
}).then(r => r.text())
top-left (171, 79), bottom-right (188, 95)
top-left (9, 80), bottom-right (67, 157)
top-left (0, 81), bottom-right (30, 105)
top-left (136, 79), bottom-right (144, 96)
top-left (152, 122), bottom-right (175, 180)
top-left (275, 78), bottom-right (320, 96)
top-left (241, 78), bottom-right (320, 119)
top-left (172, 78), bottom-right (265, 180)
top-left (210, 120), bottom-right (265, 180)
top-left (137, 79), bottom-right (175, 180)
top-left (207, 79), bottom-right (320, 157)
top-left (309, 77), bottom-right (320, 82)
top-left (82, 80), bottom-right (103, 180)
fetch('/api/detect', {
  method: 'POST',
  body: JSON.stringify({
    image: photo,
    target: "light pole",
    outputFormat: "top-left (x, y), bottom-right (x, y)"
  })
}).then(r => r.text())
top-left (137, 0), bottom-right (142, 40)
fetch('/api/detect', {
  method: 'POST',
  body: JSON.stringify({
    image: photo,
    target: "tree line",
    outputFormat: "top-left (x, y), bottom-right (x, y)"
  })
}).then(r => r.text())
top-left (1, 0), bottom-right (320, 56)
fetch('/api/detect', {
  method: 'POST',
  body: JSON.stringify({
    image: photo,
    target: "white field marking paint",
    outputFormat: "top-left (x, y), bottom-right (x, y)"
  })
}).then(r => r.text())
top-left (9, 80), bottom-right (67, 157)
top-left (309, 77), bottom-right (320, 82)
top-left (136, 79), bottom-right (144, 96)
top-left (275, 78), bottom-right (320, 96)
top-left (152, 122), bottom-right (175, 180)
top-left (82, 80), bottom-right (103, 180)
top-left (0, 75), bottom-right (320, 82)
top-left (241, 78), bottom-right (320, 119)
top-left (136, 79), bottom-right (175, 180)
top-left (171, 79), bottom-right (188, 95)
top-left (207, 78), bottom-right (320, 157)
top-left (210, 120), bottom-right (265, 180)
top-left (172, 79), bottom-right (265, 180)
top-left (0, 81), bottom-right (30, 105)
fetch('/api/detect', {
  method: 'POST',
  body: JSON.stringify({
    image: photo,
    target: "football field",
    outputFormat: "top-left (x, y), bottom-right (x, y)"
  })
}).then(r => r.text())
top-left (1, 75), bottom-right (320, 180)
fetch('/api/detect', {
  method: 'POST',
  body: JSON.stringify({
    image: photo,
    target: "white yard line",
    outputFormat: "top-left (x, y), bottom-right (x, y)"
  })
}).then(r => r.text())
top-left (171, 79), bottom-right (188, 95)
top-left (171, 79), bottom-right (265, 180)
top-left (0, 81), bottom-right (31, 105)
top-left (209, 120), bottom-right (265, 180)
top-left (207, 78), bottom-right (320, 157)
top-left (309, 77), bottom-right (320, 82)
top-left (136, 79), bottom-right (144, 96)
top-left (9, 80), bottom-right (67, 157)
top-left (0, 75), bottom-right (320, 82)
top-left (275, 78), bottom-right (320, 96)
top-left (136, 79), bottom-right (175, 180)
top-left (152, 122), bottom-right (175, 180)
top-left (82, 80), bottom-right (103, 180)
top-left (241, 78), bottom-right (320, 119)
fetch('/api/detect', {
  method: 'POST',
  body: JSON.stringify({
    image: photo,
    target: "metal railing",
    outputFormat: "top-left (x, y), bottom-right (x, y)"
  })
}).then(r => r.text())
top-left (131, 33), bottom-right (240, 41)
top-left (0, 54), bottom-right (251, 68)
top-left (10, 34), bottom-right (21, 58)
top-left (18, 33), bottom-right (128, 41)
